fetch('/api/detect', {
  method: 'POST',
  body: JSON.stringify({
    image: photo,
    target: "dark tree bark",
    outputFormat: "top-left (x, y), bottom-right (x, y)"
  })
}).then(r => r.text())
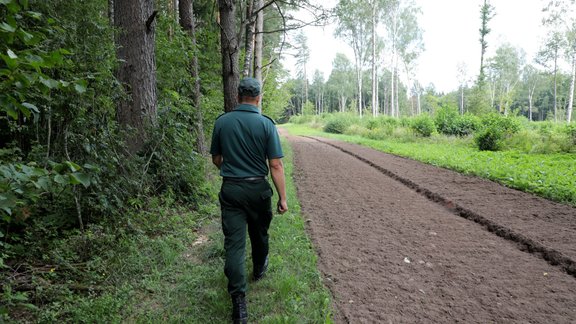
top-left (218, 0), bottom-right (240, 112)
top-left (179, 0), bottom-right (207, 156)
top-left (114, 0), bottom-right (157, 153)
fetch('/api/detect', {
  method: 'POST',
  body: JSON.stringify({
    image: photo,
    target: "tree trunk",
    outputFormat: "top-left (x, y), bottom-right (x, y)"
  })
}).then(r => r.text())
top-left (390, 65), bottom-right (395, 117)
top-left (567, 54), bottom-right (575, 123)
top-left (254, 0), bottom-right (264, 83)
top-left (179, 0), bottom-right (207, 156)
top-left (528, 89), bottom-right (534, 121)
top-left (553, 49), bottom-right (558, 122)
top-left (241, 0), bottom-right (255, 78)
top-left (218, 0), bottom-right (240, 112)
top-left (371, 4), bottom-right (377, 117)
top-left (114, 0), bottom-right (157, 154)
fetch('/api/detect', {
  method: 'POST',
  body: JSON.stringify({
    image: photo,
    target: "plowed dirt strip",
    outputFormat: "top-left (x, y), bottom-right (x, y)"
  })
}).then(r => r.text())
top-left (287, 135), bottom-right (576, 323)
top-left (311, 137), bottom-right (576, 268)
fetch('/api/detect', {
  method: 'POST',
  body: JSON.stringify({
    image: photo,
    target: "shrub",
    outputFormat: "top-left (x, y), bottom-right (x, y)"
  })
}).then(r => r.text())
top-left (567, 124), bottom-right (576, 146)
top-left (473, 113), bottom-right (523, 151)
top-left (480, 113), bottom-right (521, 135)
top-left (475, 126), bottom-right (504, 151)
top-left (324, 118), bottom-right (349, 134)
top-left (434, 106), bottom-right (459, 135)
top-left (452, 114), bottom-right (480, 136)
top-left (411, 115), bottom-right (435, 137)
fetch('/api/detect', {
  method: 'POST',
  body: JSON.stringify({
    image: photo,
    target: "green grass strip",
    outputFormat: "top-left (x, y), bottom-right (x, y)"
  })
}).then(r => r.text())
top-left (283, 123), bottom-right (576, 206)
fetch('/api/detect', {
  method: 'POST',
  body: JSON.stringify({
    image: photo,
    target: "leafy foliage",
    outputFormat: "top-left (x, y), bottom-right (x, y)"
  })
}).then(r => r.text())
top-left (410, 114), bottom-right (435, 137)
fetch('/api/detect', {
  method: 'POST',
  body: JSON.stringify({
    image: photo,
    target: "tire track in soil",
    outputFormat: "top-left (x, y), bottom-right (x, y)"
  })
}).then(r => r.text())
top-left (305, 136), bottom-right (576, 278)
top-left (287, 134), bottom-right (576, 323)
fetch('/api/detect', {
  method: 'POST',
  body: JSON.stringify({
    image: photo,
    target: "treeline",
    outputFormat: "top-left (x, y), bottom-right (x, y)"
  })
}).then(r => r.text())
top-left (284, 0), bottom-right (576, 123)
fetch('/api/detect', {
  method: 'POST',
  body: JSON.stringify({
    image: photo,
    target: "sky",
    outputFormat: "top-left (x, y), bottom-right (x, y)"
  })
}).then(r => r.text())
top-left (282, 0), bottom-right (548, 93)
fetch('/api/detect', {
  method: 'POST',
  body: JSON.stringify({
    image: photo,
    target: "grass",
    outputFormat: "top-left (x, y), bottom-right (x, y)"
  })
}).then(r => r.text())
top-left (282, 123), bottom-right (576, 206)
top-left (4, 136), bottom-right (332, 323)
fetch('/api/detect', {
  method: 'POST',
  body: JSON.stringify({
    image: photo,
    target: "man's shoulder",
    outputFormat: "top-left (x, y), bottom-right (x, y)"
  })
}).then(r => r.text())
top-left (261, 114), bottom-right (276, 125)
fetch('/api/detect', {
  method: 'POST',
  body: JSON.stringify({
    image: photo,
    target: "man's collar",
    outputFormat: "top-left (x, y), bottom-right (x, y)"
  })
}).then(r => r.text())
top-left (234, 104), bottom-right (260, 113)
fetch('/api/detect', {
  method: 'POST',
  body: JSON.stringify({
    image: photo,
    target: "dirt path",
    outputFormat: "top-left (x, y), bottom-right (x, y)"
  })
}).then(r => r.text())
top-left (286, 134), bottom-right (576, 323)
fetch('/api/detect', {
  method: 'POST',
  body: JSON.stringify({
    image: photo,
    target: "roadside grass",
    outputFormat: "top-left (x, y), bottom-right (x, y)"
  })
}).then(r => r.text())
top-left (12, 136), bottom-right (332, 323)
top-left (282, 123), bottom-right (576, 206)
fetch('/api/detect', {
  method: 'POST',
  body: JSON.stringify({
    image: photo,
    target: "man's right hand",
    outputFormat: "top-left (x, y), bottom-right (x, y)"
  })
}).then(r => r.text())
top-left (277, 199), bottom-right (288, 214)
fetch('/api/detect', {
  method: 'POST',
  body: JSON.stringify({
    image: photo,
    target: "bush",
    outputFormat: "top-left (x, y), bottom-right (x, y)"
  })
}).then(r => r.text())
top-left (475, 126), bottom-right (504, 151)
top-left (411, 115), bottom-right (435, 137)
top-left (473, 113), bottom-right (523, 151)
top-left (480, 113), bottom-right (521, 135)
top-left (324, 118), bottom-right (350, 134)
top-left (452, 114), bottom-right (481, 136)
top-left (567, 124), bottom-right (576, 146)
top-left (434, 106), bottom-right (459, 135)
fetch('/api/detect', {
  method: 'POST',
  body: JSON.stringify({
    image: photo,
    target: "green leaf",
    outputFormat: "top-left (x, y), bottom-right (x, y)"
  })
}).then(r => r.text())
top-left (39, 76), bottom-right (59, 89)
top-left (22, 102), bottom-right (39, 114)
top-left (0, 0), bottom-right (14, 5)
top-left (0, 22), bottom-right (16, 33)
top-left (7, 48), bottom-right (17, 59)
top-left (17, 29), bottom-right (34, 44)
top-left (74, 80), bottom-right (87, 94)
top-left (34, 177), bottom-right (50, 190)
top-left (25, 11), bottom-right (42, 19)
top-left (65, 161), bottom-right (82, 172)
top-left (6, 104), bottom-right (18, 120)
top-left (70, 172), bottom-right (91, 188)
top-left (54, 174), bottom-right (68, 185)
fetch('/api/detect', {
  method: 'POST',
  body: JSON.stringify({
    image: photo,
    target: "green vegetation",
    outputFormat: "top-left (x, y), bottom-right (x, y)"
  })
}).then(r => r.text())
top-left (284, 113), bottom-right (576, 206)
top-left (1, 0), bottom-right (318, 321)
top-left (1, 137), bottom-right (332, 322)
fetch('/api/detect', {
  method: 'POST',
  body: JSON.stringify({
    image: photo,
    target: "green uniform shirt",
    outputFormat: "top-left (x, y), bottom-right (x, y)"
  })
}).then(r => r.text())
top-left (210, 104), bottom-right (283, 178)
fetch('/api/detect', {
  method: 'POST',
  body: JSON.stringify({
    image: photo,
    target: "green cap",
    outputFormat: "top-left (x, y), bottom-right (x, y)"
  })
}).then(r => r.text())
top-left (238, 77), bottom-right (261, 97)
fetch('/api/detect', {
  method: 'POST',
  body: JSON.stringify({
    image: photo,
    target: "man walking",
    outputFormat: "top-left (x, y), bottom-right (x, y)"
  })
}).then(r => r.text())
top-left (210, 77), bottom-right (288, 323)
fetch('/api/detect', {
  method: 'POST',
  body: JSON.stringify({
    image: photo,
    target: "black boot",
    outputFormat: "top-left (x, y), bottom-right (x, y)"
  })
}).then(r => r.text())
top-left (253, 255), bottom-right (268, 281)
top-left (231, 293), bottom-right (248, 324)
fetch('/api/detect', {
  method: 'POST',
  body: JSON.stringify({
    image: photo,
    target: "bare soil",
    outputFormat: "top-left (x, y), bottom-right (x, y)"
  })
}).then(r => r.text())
top-left (286, 134), bottom-right (576, 323)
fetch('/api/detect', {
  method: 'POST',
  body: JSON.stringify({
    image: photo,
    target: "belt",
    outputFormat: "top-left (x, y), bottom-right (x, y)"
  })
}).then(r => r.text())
top-left (223, 176), bottom-right (267, 182)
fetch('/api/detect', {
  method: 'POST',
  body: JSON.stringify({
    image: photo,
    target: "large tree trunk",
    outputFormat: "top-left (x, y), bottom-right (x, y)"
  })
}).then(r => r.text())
top-left (179, 0), bottom-right (207, 156)
top-left (218, 0), bottom-right (240, 112)
top-left (114, 0), bottom-right (157, 154)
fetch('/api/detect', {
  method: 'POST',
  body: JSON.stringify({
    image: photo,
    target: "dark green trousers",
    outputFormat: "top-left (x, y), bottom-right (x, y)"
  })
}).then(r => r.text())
top-left (219, 179), bottom-right (273, 295)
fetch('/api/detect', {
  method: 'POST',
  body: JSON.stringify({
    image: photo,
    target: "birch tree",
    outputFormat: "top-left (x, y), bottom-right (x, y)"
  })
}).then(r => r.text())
top-left (327, 53), bottom-right (355, 112)
top-left (542, 0), bottom-right (576, 122)
top-left (537, 31), bottom-right (564, 121)
top-left (488, 44), bottom-right (524, 115)
top-left (397, 1), bottom-right (423, 116)
top-left (522, 64), bottom-right (543, 121)
top-left (457, 62), bottom-right (468, 114)
top-left (335, 0), bottom-right (371, 117)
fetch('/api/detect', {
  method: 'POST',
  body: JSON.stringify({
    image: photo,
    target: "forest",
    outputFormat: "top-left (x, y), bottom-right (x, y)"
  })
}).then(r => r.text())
top-left (1, 0), bottom-right (574, 321)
